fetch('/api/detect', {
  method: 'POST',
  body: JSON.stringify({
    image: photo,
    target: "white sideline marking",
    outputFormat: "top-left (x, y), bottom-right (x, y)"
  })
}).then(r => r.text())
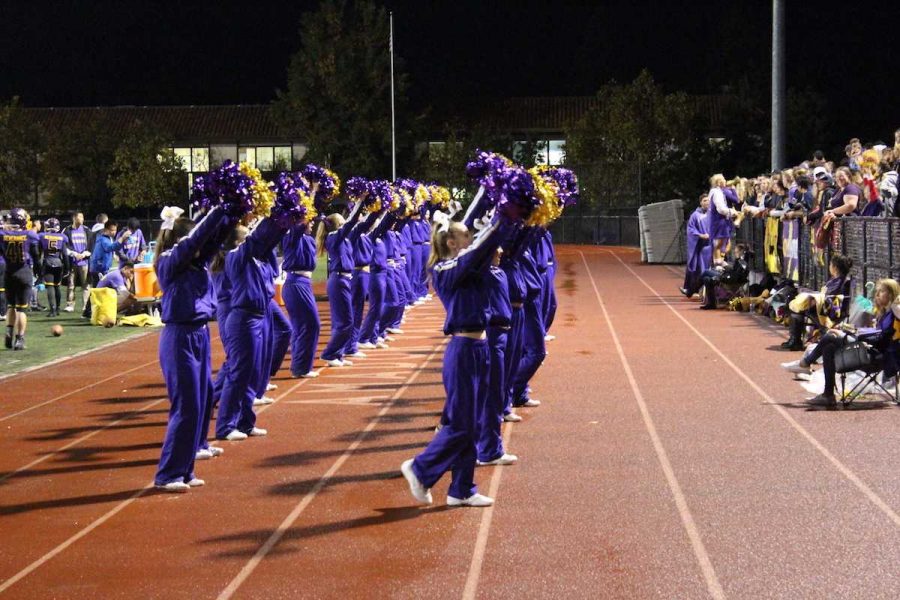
top-left (0, 398), bottom-right (166, 485)
top-left (216, 340), bottom-right (447, 600)
top-left (580, 251), bottom-right (726, 600)
top-left (0, 331), bottom-right (153, 382)
top-left (0, 366), bottom-right (311, 594)
top-left (461, 422), bottom-right (514, 600)
top-left (0, 334), bottom-right (218, 423)
top-left (606, 249), bottom-right (900, 530)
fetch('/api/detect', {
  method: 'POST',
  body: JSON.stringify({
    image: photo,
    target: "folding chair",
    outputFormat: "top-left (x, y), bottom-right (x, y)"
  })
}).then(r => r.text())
top-left (835, 338), bottom-right (900, 406)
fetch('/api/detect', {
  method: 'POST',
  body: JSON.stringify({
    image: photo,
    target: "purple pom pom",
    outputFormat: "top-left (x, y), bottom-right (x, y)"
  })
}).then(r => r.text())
top-left (272, 172), bottom-right (310, 227)
top-left (190, 160), bottom-right (253, 217)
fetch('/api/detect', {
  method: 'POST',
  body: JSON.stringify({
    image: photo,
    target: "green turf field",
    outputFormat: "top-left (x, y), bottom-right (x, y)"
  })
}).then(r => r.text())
top-left (0, 307), bottom-right (151, 377)
top-left (312, 260), bottom-right (328, 283)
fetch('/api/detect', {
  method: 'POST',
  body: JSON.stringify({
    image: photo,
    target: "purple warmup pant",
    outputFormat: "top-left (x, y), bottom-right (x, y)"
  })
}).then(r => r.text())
top-left (359, 271), bottom-right (386, 344)
top-left (503, 306), bottom-right (525, 415)
top-left (511, 300), bottom-right (546, 406)
top-left (283, 273), bottom-right (319, 376)
top-left (380, 268), bottom-right (402, 337)
top-left (254, 303), bottom-right (274, 399)
top-left (541, 267), bottom-right (557, 332)
top-left (415, 244), bottom-right (429, 297)
top-left (412, 336), bottom-right (488, 499)
top-left (407, 245), bottom-right (422, 300)
top-left (267, 300), bottom-right (292, 379)
top-left (321, 272), bottom-right (353, 361)
top-left (346, 269), bottom-right (370, 355)
top-left (155, 323), bottom-right (212, 486)
top-left (477, 328), bottom-right (507, 462)
top-left (215, 308), bottom-right (263, 437)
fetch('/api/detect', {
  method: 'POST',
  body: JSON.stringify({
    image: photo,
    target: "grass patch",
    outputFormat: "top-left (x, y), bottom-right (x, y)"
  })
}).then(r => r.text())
top-left (0, 307), bottom-right (151, 377)
top-left (312, 260), bottom-right (328, 283)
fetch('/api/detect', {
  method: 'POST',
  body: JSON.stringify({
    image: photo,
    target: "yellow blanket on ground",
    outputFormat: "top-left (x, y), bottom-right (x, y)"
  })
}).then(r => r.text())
top-left (118, 314), bottom-right (164, 327)
top-left (764, 217), bottom-right (781, 274)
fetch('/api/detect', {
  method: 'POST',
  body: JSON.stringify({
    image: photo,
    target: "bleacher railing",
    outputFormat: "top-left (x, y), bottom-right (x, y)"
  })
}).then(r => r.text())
top-left (735, 217), bottom-right (900, 290)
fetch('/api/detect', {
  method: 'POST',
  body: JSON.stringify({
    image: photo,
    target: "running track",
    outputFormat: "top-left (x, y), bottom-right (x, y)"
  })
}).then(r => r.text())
top-left (2, 246), bottom-right (900, 598)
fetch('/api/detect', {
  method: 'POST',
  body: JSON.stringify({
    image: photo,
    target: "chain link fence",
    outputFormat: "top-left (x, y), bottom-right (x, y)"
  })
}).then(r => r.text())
top-left (550, 215), bottom-right (640, 246)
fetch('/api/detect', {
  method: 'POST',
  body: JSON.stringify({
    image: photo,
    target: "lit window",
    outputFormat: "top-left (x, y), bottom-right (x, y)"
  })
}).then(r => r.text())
top-left (192, 148), bottom-right (209, 172)
top-left (238, 147), bottom-right (257, 168)
top-left (548, 140), bottom-right (566, 165)
top-left (535, 143), bottom-right (549, 166)
top-left (274, 147), bottom-right (292, 170)
top-left (257, 147), bottom-right (274, 171)
top-left (173, 148), bottom-right (191, 171)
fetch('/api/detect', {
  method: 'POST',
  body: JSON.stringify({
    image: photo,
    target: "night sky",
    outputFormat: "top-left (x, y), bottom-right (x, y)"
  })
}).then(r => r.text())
top-left (2, 0), bottom-right (898, 149)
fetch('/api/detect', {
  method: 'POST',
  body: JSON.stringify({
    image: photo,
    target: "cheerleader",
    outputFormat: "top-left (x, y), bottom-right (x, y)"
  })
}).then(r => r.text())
top-left (358, 211), bottom-right (395, 349)
top-left (509, 228), bottom-right (546, 410)
top-left (252, 250), bottom-right (292, 406)
top-left (215, 217), bottom-right (287, 441)
top-left (344, 209), bottom-right (381, 358)
top-left (534, 228), bottom-right (558, 339)
top-left (317, 202), bottom-right (364, 366)
top-left (153, 205), bottom-right (236, 492)
top-left (281, 222), bottom-right (321, 378)
top-left (378, 221), bottom-right (405, 342)
top-left (707, 174), bottom-right (738, 264)
top-left (401, 216), bottom-right (516, 507)
top-left (413, 208), bottom-right (432, 300)
top-left (476, 244), bottom-right (519, 466)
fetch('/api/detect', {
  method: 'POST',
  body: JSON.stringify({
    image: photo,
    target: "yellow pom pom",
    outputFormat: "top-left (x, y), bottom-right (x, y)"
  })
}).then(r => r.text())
top-left (239, 162), bottom-right (275, 218)
top-left (525, 168), bottom-right (562, 227)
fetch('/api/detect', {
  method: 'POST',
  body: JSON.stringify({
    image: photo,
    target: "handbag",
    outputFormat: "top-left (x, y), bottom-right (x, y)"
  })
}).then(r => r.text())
top-left (834, 341), bottom-right (877, 373)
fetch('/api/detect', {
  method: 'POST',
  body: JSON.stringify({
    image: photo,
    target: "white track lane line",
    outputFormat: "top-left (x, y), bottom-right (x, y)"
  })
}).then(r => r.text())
top-left (0, 364), bottom-right (314, 594)
top-left (216, 340), bottom-right (447, 600)
top-left (606, 249), bottom-right (900, 529)
top-left (580, 251), bottom-right (726, 600)
top-left (0, 331), bottom-right (153, 382)
top-left (0, 334), bottom-right (217, 423)
top-left (0, 398), bottom-right (166, 485)
top-left (461, 422), bottom-right (514, 600)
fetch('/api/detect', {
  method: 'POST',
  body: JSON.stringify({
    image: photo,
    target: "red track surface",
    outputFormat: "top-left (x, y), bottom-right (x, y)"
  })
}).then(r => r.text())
top-left (3, 246), bottom-right (900, 598)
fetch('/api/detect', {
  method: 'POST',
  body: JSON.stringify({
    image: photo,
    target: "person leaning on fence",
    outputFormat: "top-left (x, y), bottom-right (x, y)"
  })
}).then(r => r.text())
top-left (780, 254), bottom-right (853, 351)
top-left (782, 278), bottom-right (900, 407)
top-left (707, 174), bottom-right (737, 265)
top-left (699, 243), bottom-right (750, 310)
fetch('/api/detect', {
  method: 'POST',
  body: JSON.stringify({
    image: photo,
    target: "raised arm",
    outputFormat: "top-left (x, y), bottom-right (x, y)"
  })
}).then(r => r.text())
top-left (435, 219), bottom-right (516, 290)
top-left (349, 209), bottom-right (380, 244)
top-left (333, 201), bottom-right (365, 244)
top-left (371, 212), bottom-right (396, 241)
top-left (166, 207), bottom-right (232, 272)
top-left (462, 187), bottom-right (490, 230)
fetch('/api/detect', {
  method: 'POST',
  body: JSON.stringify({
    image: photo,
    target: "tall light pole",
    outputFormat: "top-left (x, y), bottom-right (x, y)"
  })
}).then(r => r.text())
top-left (389, 11), bottom-right (397, 181)
top-left (771, 0), bottom-right (785, 171)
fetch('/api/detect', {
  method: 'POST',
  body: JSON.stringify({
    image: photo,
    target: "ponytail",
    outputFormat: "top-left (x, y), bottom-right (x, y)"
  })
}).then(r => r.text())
top-left (210, 225), bottom-right (249, 273)
top-left (427, 221), bottom-right (468, 268)
top-left (315, 220), bottom-right (328, 256)
top-left (153, 217), bottom-right (195, 270)
top-left (315, 214), bottom-right (343, 256)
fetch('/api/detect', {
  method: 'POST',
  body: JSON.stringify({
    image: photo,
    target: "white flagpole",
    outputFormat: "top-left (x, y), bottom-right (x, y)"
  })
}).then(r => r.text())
top-left (390, 11), bottom-right (397, 181)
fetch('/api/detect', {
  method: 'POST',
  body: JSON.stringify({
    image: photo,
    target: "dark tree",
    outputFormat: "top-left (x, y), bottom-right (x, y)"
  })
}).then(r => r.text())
top-left (0, 98), bottom-right (45, 209)
top-left (108, 122), bottom-right (186, 209)
top-left (273, 0), bottom-right (411, 178)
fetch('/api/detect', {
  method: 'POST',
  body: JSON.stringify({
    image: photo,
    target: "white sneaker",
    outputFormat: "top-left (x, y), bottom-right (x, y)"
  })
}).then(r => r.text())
top-left (299, 370), bottom-right (320, 378)
top-left (346, 352), bottom-right (367, 359)
top-left (358, 342), bottom-right (376, 349)
top-left (249, 427), bottom-right (267, 437)
top-left (186, 478), bottom-right (205, 487)
top-left (447, 493), bottom-right (494, 507)
top-left (503, 412), bottom-right (523, 422)
top-left (341, 359), bottom-right (353, 366)
top-left (522, 399), bottom-right (541, 407)
top-left (781, 360), bottom-right (811, 374)
top-left (544, 334), bottom-right (556, 342)
top-left (477, 453), bottom-right (518, 466)
top-left (63, 305), bottom-right (74, 313)
top-left (414, 300), bottom-right (424, 306)
top-left (384, 335), bottom-right (396, 342)
top-left (426, 294), bottom-right (434, 300)
top-left (155, 481), bottom-right (190, 493)
top-left (266, 383), bottom-right (278, 391)
top-left (387, 328), bottom-right (404, 334)
top-left (325, 358), bottom-right (344, 367)
top-left (400, 459), bottom-right (432, 505)
top-left (207, 446), bottom-right (224, 457)
top-left (375, 341), bottom-right (390, 349)
top-left (195, 448), bottom-right (213, 461)
top-left (225, 430), bottom-right (248, 441)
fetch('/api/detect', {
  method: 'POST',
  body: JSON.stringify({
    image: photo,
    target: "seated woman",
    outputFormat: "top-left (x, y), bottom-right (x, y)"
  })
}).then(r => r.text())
top-left (96, 261), bottom-right (137, 314)
top-left (699, 243), bottom-right (750, 310)
top-left (782, 278), bottom-right (900, 407)
top-left (780, 254), bottom-right (853, 350)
